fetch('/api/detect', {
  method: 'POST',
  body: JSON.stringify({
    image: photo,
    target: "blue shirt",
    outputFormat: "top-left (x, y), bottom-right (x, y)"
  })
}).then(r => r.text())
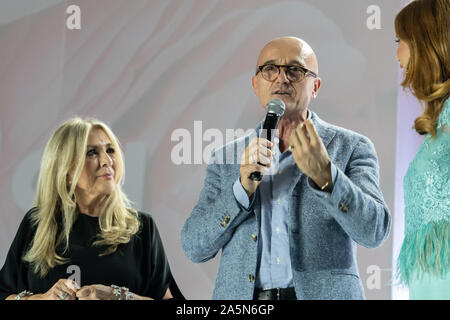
top-left (233, 111), bottom-right (337, 290)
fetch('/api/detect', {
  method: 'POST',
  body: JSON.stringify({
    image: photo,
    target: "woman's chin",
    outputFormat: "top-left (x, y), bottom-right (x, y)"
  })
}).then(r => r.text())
top-left (97, 183), bottom-right (116, 196)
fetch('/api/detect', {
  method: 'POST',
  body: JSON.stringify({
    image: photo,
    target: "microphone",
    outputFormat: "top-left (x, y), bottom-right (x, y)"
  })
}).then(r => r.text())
top-left (249, 99), bottom-right (286, 181)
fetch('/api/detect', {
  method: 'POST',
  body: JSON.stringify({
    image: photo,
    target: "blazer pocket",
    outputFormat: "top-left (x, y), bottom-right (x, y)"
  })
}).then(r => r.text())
top-left (330, 270), bottom-right (360, 280)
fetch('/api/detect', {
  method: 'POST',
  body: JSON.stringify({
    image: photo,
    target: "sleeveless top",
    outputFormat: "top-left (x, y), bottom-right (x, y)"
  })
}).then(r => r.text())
top-left (398, 98), bottom-right (450, 285)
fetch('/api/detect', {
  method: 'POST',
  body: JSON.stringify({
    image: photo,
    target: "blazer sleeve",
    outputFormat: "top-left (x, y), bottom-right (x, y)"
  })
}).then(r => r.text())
top-left (308, 136), bottom-right (391, 248)
top-left (181, 151), bottom-right (253, 263)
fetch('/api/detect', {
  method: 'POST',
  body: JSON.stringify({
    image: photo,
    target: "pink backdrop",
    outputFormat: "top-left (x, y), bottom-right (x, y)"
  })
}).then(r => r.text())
top-left (0, 0), bottom-right (408, 299)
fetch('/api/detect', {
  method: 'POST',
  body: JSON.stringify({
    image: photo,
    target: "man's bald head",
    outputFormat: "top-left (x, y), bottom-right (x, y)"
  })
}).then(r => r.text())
top-left (256, 37), bottom-right (318, 75)
top-left (251, 36), bottom-right (321, 118)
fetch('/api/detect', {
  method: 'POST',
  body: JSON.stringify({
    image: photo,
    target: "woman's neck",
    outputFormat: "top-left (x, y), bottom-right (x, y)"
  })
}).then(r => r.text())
top-left (75, 191), bottom-right (107, 217)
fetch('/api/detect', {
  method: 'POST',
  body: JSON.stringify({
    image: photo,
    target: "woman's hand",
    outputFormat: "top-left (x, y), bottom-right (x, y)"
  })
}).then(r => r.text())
top-left (28, 279), bottom-right (80, 300)
top-left (76, 284), bottom-right (166, 300)
top-left (76, 284), bottom-right (118, 300)
top-left (10, 282), bottom-right (169, 300)
top-left (74, 283), bottom-right (174, 300)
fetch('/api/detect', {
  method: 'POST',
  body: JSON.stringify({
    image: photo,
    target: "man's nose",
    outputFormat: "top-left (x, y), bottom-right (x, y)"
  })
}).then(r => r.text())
top-left (275, 67), bottom-right (290, 83)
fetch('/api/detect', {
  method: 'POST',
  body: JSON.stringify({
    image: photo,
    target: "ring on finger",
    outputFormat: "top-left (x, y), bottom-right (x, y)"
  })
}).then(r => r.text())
top-left (289, 145), bottom-right (295, 151)
top-left (60, 291), bottom-right (68, 300)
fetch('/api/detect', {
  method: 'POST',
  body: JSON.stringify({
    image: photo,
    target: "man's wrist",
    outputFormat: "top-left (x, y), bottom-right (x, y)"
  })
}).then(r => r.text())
top-left (312, 175), bottom-right (332, 190)
top-left (311, 178), bottom-right (332, 192)
top-left (314, 162), bottom-right (333, 186)
top-left (311, 166), bottom-right (333, 192)
top-left (242, 184), bottom-right (254, 198)
top-left (240, 177), bottom-right (255, 198)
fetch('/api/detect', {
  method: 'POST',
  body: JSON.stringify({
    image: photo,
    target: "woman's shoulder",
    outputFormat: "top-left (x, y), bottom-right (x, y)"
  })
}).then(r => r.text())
top-left (131, 211), bottom-right (165, 245)
top-left (7, 207), bottom-right (40, 254)
top-left (19, 207), bottom-right (40, 231)
top-left (135, 211), bottom-right (155, 225)
top-left (132, 211), bottom-right (157, 234)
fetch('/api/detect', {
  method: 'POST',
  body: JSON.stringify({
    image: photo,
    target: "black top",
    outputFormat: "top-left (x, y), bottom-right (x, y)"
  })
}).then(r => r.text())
top-left (0, 208), bottom-right (184, 300)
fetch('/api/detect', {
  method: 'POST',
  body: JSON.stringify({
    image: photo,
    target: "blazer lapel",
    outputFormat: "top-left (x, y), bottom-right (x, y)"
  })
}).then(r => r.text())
top-left (310, 111), bottom-right (336, 149)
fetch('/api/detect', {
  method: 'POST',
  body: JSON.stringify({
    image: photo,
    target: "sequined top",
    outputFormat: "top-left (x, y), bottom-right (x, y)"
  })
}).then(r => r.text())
top-left (398, 98), bottom-right (450, 284)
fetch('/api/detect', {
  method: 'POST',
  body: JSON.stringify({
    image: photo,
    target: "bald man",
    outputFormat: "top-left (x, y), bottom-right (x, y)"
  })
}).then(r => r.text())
top-left (182, 37), bottom-right (391, 300)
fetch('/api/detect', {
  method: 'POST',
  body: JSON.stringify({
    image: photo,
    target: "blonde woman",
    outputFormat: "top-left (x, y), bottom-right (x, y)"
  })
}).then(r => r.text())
top-left (395, 0), bottom-right (450, 299)
top-left (0, 117), bottom-right (183, 300)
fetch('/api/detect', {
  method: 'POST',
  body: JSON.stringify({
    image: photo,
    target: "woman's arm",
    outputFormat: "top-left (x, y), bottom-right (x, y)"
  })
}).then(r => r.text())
top-left (75, 284), bottom-right (173, 300)
top-left (5, 279), bottom-right (79, 300)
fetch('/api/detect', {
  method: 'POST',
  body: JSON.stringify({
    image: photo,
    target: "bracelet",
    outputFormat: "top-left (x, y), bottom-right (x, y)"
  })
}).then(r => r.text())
top-left (124, 290), bottom-right (135, 300)
top-left (15, 290), bottom-right (34, 300)
top-left (320, 181), bottom-right (329, 190)
top-left (110, 285), bottom-right (135, 300)
top-left (111, 284), bottom-right (124, 300)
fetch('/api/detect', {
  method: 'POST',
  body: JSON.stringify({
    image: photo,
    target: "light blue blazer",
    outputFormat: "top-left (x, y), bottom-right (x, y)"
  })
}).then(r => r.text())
top-left (181, 111), bottom-right (391, 299)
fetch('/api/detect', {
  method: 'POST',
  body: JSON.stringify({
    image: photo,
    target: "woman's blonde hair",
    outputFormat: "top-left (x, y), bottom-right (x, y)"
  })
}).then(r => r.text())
top-left (395, 0), bottom-right (450, 137)
top-left (24, 117), bottom-right (140, 277)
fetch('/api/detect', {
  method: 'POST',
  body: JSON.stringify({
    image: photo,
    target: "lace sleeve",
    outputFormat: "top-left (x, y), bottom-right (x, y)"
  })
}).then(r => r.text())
top-left (437, 99), bottom-right (450, 133)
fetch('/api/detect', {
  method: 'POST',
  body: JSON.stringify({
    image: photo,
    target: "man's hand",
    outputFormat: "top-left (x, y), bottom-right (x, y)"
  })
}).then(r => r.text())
top-left (239, 137), bottom-right (273, 197)
top-left (289, 119), bottom-right (332, 189)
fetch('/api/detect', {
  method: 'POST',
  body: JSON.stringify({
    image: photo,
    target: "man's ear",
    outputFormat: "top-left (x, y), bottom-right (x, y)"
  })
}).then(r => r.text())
top-left (312, 77), bottom-right (321, 99)
top-left (251, 75), bottom-right (259, 96)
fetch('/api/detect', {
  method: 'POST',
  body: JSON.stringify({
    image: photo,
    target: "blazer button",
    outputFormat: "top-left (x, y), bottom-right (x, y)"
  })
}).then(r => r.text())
top-left (248, 274), bottom-right (255, 282)
top-left (220, 214), bottom-right (231, 227)
top-left (252, 234), bottom-right (258, 242)
top-left (339, 202), bottom-right (348, 212)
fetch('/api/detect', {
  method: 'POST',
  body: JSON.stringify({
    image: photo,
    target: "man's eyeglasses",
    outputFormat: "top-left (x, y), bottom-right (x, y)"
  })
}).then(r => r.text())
top-left (255, 64), bottom-right (318, 83)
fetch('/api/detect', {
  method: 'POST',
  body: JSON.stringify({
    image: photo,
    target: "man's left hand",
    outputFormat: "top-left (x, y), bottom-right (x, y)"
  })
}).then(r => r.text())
top-left (289, 119), bottom-right (332, 189)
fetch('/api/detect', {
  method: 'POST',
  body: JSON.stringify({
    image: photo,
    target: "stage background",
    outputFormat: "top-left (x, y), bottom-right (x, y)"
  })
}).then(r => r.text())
top-left (0, 0), bottom-right (419, 299)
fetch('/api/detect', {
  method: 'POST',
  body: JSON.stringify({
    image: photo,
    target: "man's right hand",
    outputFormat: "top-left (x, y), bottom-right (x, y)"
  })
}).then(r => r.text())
top-left (239, 137), bottom-right (273, 197)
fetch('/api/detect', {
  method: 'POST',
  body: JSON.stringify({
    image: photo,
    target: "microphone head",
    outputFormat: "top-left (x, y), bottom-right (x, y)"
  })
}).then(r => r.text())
top-left (266, 99), bottom-right (285, 116)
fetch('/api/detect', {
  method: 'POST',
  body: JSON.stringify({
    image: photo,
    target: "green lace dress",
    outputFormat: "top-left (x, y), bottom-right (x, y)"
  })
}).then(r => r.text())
top-left (398, 98), bottom-right (450, 299)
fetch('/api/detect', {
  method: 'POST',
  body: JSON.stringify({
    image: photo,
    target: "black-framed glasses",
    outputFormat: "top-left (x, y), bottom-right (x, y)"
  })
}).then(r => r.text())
top-left (255, 64), bottom-right (318, 82)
